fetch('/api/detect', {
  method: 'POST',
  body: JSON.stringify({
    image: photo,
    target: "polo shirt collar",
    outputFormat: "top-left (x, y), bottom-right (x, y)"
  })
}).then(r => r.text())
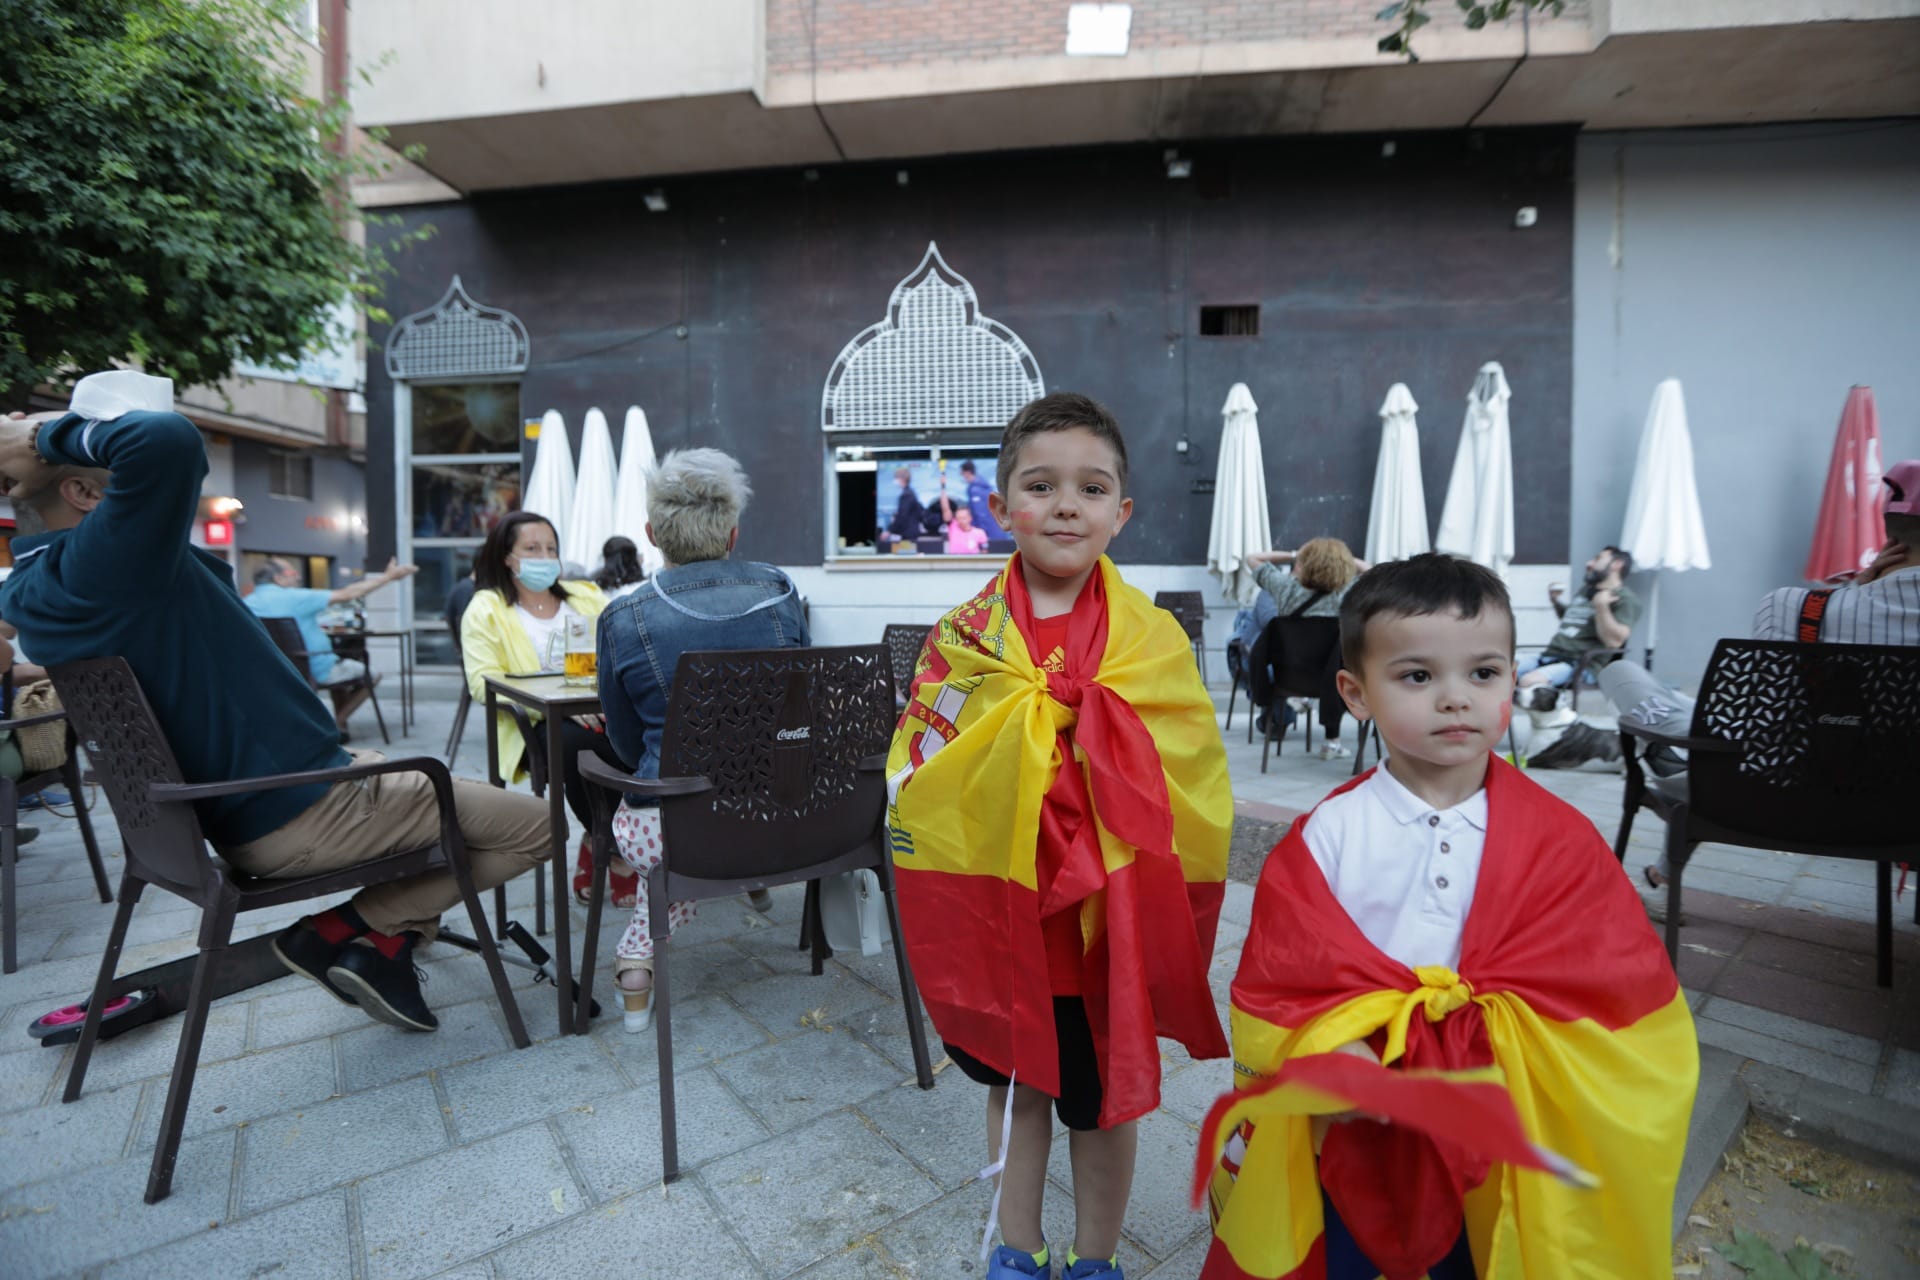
top-left (1373, 758), bottom-right (1489, 832)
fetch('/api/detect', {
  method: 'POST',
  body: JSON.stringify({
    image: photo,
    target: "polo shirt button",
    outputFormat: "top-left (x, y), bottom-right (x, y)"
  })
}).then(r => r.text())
top-left (1440, 841), bottom-right (1451, 853)
top-left (1436, 875), bottom-right (1450, 889)
top-left (1427, 815), bottom-right (1440, 827)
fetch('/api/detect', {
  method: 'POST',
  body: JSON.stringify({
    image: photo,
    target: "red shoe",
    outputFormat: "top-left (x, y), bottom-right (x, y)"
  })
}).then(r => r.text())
top-left (572, 836), bottom-right (639, 908)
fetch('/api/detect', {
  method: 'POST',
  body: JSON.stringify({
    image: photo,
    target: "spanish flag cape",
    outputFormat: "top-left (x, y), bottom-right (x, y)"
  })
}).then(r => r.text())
top-left (1199, 758), bottom-right (1697, 1280)
top-left (886, 555), bottom-right (1232, 1127)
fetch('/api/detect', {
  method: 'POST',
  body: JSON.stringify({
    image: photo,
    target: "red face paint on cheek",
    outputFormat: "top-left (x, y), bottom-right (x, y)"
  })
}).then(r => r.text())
top-left (1010, 511), bottom-right (1036, 532)
top-left (1497, 700), bottom-right (1512, 736)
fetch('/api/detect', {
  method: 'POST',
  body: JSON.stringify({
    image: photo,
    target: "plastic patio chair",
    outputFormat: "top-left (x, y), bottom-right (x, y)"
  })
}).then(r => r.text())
top-left (1154, 590), bottom-right (1209, 682)
top-left (575, 644), bottom-right (937, 1182)
top-left (48, 656), bottom-right (529, 1203)
top-left (1247, 616), bottom-right (1378, 778)
top-left (1614, 639), bottom-right (1920, 982)
top-left (0, 670), bottom-right (110, 973)
top-left (881, 622), bottom-right (930, 707)
top-left (259, 616), bottom-right (390, 746)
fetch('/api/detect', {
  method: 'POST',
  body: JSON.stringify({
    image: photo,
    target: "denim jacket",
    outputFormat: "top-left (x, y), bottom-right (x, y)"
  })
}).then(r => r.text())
top-left (596, 558), bottom-right (809, 797)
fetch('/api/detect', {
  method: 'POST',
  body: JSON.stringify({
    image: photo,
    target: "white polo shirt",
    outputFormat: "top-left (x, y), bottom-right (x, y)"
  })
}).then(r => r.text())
top-left (1302, 763), bottom-right (1489, 971)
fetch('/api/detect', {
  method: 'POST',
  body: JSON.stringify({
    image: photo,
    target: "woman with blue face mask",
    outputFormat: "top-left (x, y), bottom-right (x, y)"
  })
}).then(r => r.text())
top-left (461, 511), bottom-right (629, 905)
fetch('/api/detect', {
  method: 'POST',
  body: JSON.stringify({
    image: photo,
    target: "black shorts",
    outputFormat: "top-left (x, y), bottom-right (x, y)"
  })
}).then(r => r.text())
top-left (944, 997), bottom-right (1104, 1131)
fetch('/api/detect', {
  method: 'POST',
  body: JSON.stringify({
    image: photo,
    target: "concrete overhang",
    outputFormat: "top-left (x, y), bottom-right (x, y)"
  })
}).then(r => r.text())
top-left (360, 14), bottom-right (1920, 196)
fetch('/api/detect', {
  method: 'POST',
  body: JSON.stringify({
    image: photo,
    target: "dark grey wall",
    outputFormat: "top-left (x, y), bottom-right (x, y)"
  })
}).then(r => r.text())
top-left (232, 439), bottom-right (369, 576)
top-left (1571, 120), bottom-right (1920, 683)
top-left (367, 130), bottom-right (1575, 568)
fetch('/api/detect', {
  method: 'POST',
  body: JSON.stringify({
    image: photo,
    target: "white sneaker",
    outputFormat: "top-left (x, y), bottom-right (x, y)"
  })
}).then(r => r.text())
top-left (1318, 742), bottom-right (1351, 761)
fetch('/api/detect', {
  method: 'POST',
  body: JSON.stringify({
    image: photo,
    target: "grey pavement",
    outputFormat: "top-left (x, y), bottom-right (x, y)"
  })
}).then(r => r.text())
top-left (0, 671), bottom-right (1914, 1278)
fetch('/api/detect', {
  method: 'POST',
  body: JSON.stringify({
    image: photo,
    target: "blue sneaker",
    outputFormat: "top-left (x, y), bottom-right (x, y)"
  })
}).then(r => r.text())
top-left (1063, 1258), bottom-right (1123, 1279)
top-left (19, 789), bottom-right (69, 811)
top-left (987, 1243), bottom-right (1052, 1278)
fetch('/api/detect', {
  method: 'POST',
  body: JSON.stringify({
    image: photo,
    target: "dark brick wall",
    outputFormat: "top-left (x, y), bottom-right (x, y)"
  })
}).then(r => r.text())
top-left (367, 129), bottom-right (1574, 568)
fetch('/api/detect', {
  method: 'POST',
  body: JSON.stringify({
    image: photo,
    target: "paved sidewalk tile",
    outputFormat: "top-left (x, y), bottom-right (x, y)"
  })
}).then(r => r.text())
top-left (53, 1000), bottom-right (249, 1093)
top-left (700, 1109), bottom-right (941, 1276)
top-left (493, 1181), bottom-right (758, 1276)
top-left (711, 1028), bottom-right (905, 1133)
top-left (592, 993), bottom-right (774, 1076)
top-left (337, 998), bottom-right (509, 1093)
top-left (555, 1067), bottom-right (770, 1199)
top-left (858, 1075), bottom-right (982, 1190)
top-left (1694, 1017), bottom-right (1876, 1094)
top-left (439, 1032), bottom-right (627, 1143)
top-left (238, 1075), bottom-right (448, 1214)
top-left (1697, 997), bottom-right (1882, 1066)
top-left (0, 1130), bottom-right (236, 1280)
top-left (133, 1039), bottom-right (341, 1146)
top-left (725, 965), bottom-right (898, 1037)
top-left (0, 1077), bottom-right (143, 1188)
top-left (0, 1044), bottom-right (65, 1115)
top-left (101, 1190), bottom-right (351, 1280)
top-left (356, 1124), bottom-right (585, 1280)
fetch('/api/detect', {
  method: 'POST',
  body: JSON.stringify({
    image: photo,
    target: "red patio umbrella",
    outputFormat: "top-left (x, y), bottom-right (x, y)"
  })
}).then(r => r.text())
top-left (1804, 386), bottom-right (1885, 582)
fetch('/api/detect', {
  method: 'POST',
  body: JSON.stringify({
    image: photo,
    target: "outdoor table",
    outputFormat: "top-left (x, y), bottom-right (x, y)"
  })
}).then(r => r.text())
top-left (482, 672), bottom-right (600, 1036)
top-left (326, 627), bottom-right (418, 734)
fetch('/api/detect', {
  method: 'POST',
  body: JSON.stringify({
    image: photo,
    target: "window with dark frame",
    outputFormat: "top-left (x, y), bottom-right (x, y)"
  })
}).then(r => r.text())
top-left (268, 449), bottom-right (313, 500)
top-left (1199, 305), bottom-right (1260, 337)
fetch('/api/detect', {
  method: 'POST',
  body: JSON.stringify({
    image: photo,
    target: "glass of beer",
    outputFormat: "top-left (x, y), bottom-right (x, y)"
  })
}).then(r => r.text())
top-left (562, 613), bottom-right (597, 686)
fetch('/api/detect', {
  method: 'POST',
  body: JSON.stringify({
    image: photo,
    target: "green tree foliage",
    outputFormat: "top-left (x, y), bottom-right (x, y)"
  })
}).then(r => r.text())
top-left (1377, 1), bottom-right (1570, 60)
top-left (0, 0), bottom-right (419, 398)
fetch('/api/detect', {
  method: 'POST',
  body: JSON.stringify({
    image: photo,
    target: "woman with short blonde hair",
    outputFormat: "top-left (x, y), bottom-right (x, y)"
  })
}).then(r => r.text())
top-left (1242, 536), bottom-right (1371, 759)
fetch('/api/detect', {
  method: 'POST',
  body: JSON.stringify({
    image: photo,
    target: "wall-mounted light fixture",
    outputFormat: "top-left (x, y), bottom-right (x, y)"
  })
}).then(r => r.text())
top-left (1165, 150), bottom-right (1192, 180)
top-left (643, 190), bottom-right (669, 213)
top-left (1514, 206), bottom-right (1539, 229)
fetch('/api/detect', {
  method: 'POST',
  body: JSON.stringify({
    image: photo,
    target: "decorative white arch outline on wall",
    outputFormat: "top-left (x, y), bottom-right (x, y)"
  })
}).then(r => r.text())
top-left (384, 275), bottom-right (530, 382)
top-left (821, 242), bottom-right (1044, 432)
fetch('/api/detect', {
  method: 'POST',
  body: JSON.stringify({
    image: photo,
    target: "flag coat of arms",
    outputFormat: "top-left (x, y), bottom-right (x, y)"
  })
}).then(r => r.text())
top-left (1198, 759), bottom-right (1698, 1279)
top-left (886, 555), bottom-right (1233, 1126)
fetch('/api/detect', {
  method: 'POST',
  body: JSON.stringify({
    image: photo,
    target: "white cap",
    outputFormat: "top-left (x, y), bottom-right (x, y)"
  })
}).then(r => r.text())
top-left (68, 371), bottom-right (174, 421)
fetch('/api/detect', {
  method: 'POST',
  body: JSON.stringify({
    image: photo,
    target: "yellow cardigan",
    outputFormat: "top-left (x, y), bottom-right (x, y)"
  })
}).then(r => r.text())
top-left (460, 582), bottom-right (609, 782)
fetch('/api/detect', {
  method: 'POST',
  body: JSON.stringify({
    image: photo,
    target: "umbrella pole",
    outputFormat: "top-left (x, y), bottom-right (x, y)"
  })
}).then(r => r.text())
top-left (1644, 575), bottom-right (1659, 672)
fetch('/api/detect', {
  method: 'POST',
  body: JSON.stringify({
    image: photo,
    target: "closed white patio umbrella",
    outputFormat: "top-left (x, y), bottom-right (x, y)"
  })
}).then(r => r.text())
top-left (522, 409), bottom-right (576, 547)
top-left (1619, 378), bottom-right (1711, 670)
top-left (1366, 382), bottom-right (1430, 564)
top-left (1435, 362), bottom-right (1515, 576)
top-left (566, 408), bottom-right (619, 577)
top-left (612, 406), bottom-right (665, 574)
top-left (1205, 383), bottom-right (1272, 605)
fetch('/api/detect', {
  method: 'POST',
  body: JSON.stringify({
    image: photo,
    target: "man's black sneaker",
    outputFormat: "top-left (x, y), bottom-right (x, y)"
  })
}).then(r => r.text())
top-left (1528, 722), bottom-right (1622, 771)
top-left (326, 942), bottom-right (437, 1032)
top-left (272, 922), bottom-right (357, 1007)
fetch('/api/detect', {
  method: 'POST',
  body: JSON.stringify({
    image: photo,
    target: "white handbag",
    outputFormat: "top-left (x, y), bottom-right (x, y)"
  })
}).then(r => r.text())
top-left (817, 869), bottom-right (887, 957)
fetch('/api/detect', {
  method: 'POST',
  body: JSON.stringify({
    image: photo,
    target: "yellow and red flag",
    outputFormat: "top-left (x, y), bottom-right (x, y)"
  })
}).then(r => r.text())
top-left (1198, 758), bottom-right (1697, 1280)
top-left (886, 555), bottom-right (1232, 1126)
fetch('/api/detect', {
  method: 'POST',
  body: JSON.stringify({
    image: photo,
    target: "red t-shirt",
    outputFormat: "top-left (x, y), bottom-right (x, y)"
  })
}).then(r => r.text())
top-left (1026, 612), bottom-right (1085, 995)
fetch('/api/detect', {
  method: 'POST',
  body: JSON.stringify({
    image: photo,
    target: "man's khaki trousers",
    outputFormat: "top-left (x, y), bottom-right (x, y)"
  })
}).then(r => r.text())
top-left (221, 752), bottom-right (551, 939)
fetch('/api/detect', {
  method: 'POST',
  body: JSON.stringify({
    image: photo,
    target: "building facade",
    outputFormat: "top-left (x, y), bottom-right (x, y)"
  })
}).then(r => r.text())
top-left (351, 0), bottom-right (1920, 677)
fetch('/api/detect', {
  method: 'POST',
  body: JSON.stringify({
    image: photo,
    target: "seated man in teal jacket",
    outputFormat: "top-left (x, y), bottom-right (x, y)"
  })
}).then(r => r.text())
top-left (0, 376), bottom-right (549, 1033)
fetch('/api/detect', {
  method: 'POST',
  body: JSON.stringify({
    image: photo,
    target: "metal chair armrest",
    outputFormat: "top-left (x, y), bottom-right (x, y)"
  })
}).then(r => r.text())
top-left (0, 709), bottom-right (68, 731)
top-left (150, 754), bottom-right (458, 804)
top-left (576, 751), bottom-right (712, 799)
top-left (1614, 721), bottom-right (1742, 754)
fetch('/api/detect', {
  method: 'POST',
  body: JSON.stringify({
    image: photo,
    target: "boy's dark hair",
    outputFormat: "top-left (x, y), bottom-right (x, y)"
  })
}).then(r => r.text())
top-left (996, 393), bottom-right (1129, 495)
top-left (1339, 553), bottom-right (1515, 671)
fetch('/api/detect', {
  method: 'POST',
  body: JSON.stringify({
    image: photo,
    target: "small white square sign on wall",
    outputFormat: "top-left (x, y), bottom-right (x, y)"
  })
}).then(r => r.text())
top-left (1066, 3), bottom-right (1132, 57)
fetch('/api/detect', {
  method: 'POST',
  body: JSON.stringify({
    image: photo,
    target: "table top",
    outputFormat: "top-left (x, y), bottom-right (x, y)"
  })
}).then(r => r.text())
top-left (324, 627), bottom-right (413, 640)
top-left (483, 672), bottom-right (603, 714)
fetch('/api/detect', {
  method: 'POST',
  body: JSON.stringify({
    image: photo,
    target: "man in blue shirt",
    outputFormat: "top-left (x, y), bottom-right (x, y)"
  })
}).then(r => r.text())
top-left (0, 386), bottom-right (548, 1034)
top-left (246, 555), bottom-right (415, 731)
top-left (954, 459), bottom-right (1005, 538)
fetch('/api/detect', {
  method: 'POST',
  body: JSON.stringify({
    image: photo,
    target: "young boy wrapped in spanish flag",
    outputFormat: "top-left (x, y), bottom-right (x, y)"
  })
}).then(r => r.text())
top-left (1198, 555), bottom-right (1697, 1280)
top-left (888, 394), bottom-right (1233, 1280)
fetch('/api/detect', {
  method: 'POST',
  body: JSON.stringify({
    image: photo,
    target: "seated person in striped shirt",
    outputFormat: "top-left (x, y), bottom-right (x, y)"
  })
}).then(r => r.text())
top-left (1539, 460), bottom-right (1920, 838)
